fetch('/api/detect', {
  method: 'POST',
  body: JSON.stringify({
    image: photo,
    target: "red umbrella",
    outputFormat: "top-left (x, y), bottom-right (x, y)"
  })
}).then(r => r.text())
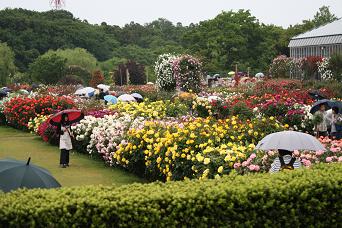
top-left (49, 110), bottom-right (84, 126)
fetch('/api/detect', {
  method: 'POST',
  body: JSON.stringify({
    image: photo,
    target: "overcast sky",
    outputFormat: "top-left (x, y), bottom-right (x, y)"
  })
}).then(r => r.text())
top-left (0, 0), bottom-right (341, 28)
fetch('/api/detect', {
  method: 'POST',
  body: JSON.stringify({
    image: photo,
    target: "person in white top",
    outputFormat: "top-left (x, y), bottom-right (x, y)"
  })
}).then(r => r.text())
top-left (58, 114), bottom-right (73, 168)
top-left (270, 149), bottom-right (301, 173)
top-left (330, 106), bottom-right (342, 140)
top-left (315, 104), bottom-right (328, 137)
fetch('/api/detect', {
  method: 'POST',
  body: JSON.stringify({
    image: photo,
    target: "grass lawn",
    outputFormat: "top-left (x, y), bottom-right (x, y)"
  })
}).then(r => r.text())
top-left (0, 126), bottom-right (144, 187)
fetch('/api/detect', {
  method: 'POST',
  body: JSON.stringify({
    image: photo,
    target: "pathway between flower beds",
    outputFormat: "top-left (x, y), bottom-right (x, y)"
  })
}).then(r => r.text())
top-left (0, 126), bottom-right (143, 187)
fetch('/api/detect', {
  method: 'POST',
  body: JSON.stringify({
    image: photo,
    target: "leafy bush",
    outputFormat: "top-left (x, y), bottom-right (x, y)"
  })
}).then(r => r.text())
top-left (329, 53), bottom-right (342, 82)
top-left (3, 95), bottom-right (74, 130)
top-left (89, 70), bottom-right (105, 87)
top-left (59, 75), bottom-right (84, 85)
top-left (0, 163), bottom-right (340, 227)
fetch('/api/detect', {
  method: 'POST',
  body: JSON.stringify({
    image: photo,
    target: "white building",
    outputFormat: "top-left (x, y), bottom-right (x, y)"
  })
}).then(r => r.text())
top-left (289, 19), bottom-right (342, 58)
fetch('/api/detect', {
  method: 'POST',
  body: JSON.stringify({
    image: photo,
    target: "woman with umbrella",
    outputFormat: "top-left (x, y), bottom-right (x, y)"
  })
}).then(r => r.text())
top-left (57, 114), bottom-right (73, 168)
top-left (50, 110), bottom-right (84, 168)
top-left (314, 104), bottom-right (329, 137)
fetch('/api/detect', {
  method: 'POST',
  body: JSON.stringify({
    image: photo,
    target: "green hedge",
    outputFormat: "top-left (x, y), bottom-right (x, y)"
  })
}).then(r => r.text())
top-left (0, 164), bottom-right (341, 227)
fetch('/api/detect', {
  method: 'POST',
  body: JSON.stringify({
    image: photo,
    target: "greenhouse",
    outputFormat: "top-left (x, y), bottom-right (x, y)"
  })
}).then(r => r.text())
top-left (289, 19), bottom-right (342, 58)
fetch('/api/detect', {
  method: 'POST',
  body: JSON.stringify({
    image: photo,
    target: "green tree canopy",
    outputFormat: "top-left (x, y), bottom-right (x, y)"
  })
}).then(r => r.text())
top-left (29, 53), bottom-right (66, 84)
top-left (0, 42), bottom-right (15, 86)
top-left (45, 48), bottom-right (98, 72)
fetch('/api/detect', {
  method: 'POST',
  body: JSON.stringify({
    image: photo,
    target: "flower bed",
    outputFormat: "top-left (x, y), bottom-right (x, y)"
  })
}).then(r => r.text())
top-left (3, 95), bottom-right (74, 130)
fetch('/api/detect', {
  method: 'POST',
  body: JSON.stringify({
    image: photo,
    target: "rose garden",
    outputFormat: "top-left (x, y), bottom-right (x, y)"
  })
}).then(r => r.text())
top-left (0, 52), bottom-right (341, 226)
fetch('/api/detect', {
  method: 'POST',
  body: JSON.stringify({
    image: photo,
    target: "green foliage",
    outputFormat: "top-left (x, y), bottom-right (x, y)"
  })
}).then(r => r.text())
top-left (65, 65), bottom-right (91, 85)
top-left (59, 75), bottom-right (84, 85)
top-left (45, 48), bottom-right (98, 72)
top-left (28, 53), bottom-right (67, 84)
top-left (0, 42), bottom-right (15, 86)
top-left (0, 163), bottom-right (341, 227)
top-left (329, 53), bottom-right (342, 82)
top-left (231, 102), bottom-right (254, 120)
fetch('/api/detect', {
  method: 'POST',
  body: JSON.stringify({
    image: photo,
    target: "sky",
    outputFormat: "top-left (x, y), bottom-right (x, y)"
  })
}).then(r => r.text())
top-left (0, 0), bottom-right (342, 28)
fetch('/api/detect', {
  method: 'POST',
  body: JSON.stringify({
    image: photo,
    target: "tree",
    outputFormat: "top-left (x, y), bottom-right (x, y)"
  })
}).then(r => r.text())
top-left (45, 48), bottom-right (98, 72)
top-left (29, 54), bottom-right (66, 84)
top-left (0, 42), bottom-right (15, 86)
top-left (89, 70), bottom-right (105, 87)
top-left (312, 6), bottom-right (338, 27)
top-left (126, 60), bottom-right (146, 85)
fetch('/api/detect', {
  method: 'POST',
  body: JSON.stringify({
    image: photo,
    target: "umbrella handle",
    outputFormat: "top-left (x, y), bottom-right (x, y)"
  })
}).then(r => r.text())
top-left (26, 157), bottom-right (31, 166)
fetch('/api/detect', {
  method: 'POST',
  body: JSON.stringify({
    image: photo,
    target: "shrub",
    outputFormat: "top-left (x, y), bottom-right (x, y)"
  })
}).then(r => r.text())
top-left (0, 163), bottom-right (340, 227)
top-left (329, 53), bottom-right (342, 82)
top-left (89, 70), bottom-right (105, 87)
top-left (59, 75), bottom-right (84, 85)
top-left (3, 95), bottom-right (74, 130)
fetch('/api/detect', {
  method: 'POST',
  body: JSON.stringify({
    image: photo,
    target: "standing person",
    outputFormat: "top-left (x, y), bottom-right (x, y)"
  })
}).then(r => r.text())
top-left (315, 104), bottom-right (328, 137)
top-left (269, 149), bottom-right (301, 173)
top-left (330, 106), bottom-right (342, 140)
top-left (98, 89), bottom-right (106, 100)
top-left (58, 113), bottom-right (73, 168)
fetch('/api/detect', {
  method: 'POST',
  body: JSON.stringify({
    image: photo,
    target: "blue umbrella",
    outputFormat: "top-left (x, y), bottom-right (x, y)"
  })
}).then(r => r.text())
top-left (104, 95), bottom-right (118, 104)
top-left (310, 99), bottom-right (335, 114)
top-left (0, 158), bottom-right (61, 193)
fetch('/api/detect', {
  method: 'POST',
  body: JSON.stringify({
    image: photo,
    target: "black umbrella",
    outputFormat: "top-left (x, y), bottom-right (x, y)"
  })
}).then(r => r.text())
top-left (310, 99), bottom-right (335, 114)
top-left (331, 101), bottom-right (342, 114)
top-left (0, 158), bottom-right (61, 193)
top-left (0, 90), bottom-right (7, 98)
top-left (308, 91), bottom-right (326, 101)
top-left (1, 87), bottom-right (12, 93)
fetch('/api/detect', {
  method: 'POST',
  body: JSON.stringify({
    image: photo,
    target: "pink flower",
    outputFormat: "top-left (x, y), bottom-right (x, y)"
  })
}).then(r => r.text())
top-left (250, 153), bottom-right (256, 159)
top-left (248, 165), bottom-right (256, 171)
top-left (338, 157), bottom-right (342, 162)
top-left (254, 165), bottom-right (260, 171)
top-left (330, 147), bottom-right (340, 153)
top-left (326, 157), bottom-right (333, 163)
top-left (315, 150), bottom-right (324, 156)
top-left (242, 161), bottom-right (248, 167)
top-left (233, 163), bottom-right (241, 169)
top-left (302, 159), bottom-right (312, 167)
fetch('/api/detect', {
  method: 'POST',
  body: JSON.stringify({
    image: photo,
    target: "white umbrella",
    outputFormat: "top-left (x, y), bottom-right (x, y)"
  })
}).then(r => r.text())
top-left (97, 84), bottom-right (110, 92)
top-left (131, 93), bottom-right (143, 101)
top-left (208, 96), bottom-right (222, 103)
top-left (255, 72), bottom-right (264, 78)
top-left (256, 131), bottom-right (325, 151)
top-left (75, 87), bottom-right (95, 97)
top-left (118, 94), bottom-right (136, 102)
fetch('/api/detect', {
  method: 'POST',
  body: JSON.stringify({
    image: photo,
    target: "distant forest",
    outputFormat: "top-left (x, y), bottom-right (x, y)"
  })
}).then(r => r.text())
top-left (0, 6), bottom-right (338, 81)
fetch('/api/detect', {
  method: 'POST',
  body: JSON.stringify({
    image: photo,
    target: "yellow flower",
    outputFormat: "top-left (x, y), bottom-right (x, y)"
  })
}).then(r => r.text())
top-left (203, 157), bottom-right (210, 165)
top-left (270, 116), bottom-right (275, 121)
top-left (217, 166), bottom-right (224, 173)
top-left (156, 157), bottom-right (162, 163)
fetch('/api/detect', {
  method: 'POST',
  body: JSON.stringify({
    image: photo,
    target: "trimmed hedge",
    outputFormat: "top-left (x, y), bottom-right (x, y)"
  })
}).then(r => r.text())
top-left (0, 164), bottom-right (341, 227)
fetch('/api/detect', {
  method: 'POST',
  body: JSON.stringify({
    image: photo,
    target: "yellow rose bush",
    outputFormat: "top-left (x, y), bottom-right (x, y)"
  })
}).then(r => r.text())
top-left (108, 100), bottom-right (188, 119)
top-left (114, 116), bottom-right (284, 181)
top-left (28, 114), bottom-right (50, 134)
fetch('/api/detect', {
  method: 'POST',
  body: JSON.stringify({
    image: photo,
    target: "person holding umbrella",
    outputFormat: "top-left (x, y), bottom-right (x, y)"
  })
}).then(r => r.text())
top-left (57, 113), bottom-right (73, 168)
top-left (269, 149), bottom-right (301, 173)
top-left (314, 104), bottom-right (329, 137)
top-left (50, 110), bottom-right (84, 168)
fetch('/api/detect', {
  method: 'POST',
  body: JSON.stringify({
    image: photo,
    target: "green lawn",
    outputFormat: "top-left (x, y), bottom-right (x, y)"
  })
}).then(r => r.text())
top-left (0, 126), bottom-right (143, 187)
